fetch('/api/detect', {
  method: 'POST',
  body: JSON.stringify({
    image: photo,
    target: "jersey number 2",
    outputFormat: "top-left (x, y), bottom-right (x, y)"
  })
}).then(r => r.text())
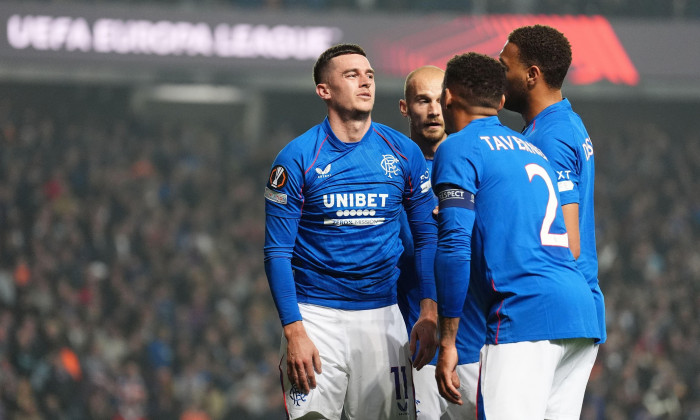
top-left (525, 164), bottom-right (569, 248)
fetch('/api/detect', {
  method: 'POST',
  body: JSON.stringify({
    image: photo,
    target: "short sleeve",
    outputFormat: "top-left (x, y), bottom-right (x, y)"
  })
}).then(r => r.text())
top-left (537, 134), bottom-right (580, 206)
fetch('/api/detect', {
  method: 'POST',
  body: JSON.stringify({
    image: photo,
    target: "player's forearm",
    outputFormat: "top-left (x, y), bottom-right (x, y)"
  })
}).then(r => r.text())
top-left (435, 206), bottom-right (474, 317)
top-left (561, 203), bottom-right (580, 259)
top-left (264, 256), bottom-right (301, 325)
top-left (415, 242), bottom-right (437, 301)
top-left (435, 248), bottom-right (469, 318)
top-left (408, 198), bottom-right (438, 300)
top-left (438, 316), bottom-right (460, 347)
top-left (418, 298), bottom-right (438, 322)
top-left (264, 214), bottom-right (301, 325)
top-left (435, 241), bottom-right (469, 314)
top-left (283, 320), bottom-right (307, 340)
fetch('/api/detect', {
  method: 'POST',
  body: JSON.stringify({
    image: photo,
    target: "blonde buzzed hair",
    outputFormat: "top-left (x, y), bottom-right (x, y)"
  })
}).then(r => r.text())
top-left (403, 65), bottom-right (444, 100)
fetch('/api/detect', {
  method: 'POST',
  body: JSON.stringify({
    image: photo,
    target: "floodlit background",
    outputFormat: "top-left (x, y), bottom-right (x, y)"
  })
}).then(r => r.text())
top-left (0, 1), bottom-right (699, 419)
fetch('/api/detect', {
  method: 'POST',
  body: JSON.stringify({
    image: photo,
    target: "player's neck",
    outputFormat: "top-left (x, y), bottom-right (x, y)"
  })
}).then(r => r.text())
top-left (412, 135), bottom-right (446, 159)
top-left (525, 89), bottom-right (563, 124)
top-left (453, 107), bottom-right (498, 132)
top-left (327, 112), bottom-right (372, 143)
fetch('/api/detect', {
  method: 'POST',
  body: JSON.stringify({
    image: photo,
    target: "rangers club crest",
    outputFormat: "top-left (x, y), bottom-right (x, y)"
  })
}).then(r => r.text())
top-left (381, 154), bottom-right (400, 178)
top-left (289, 384), bottom-right (307, 406)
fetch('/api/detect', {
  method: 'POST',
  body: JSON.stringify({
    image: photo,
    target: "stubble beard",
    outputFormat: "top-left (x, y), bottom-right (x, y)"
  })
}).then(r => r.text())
top-left (348, 107), bottom-right (372, 123)
top-left (422, 128), bottom-right (445, 144)
top-left (337, 100), bottom-right (373, 123)
top-left (503, 84), bottom-right (528, 114)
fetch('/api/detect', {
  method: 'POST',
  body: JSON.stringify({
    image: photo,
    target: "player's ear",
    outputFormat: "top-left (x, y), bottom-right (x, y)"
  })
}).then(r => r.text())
top-left (316, 83), bottom-right (331, 100)
top-left (399, 99), bottom-right (408, 117)
top-left (497, 94), bottom-right (505, 111)
top-left (443, 88), bottom-right (453, 109)
top-left (526, 65), bottom-right (541, 87)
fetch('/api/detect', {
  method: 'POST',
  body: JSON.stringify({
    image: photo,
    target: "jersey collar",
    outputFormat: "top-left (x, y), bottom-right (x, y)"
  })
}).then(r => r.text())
top-left (461, 115), bottom-right (501, 132)
top-left (321, 117), bottom-right (373, 148)
top-left (523, 98), bottom-right (572, 133)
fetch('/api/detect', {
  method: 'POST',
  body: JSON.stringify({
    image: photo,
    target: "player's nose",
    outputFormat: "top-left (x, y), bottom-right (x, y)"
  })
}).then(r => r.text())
top-left (359, 74), bottom-right (373, 87)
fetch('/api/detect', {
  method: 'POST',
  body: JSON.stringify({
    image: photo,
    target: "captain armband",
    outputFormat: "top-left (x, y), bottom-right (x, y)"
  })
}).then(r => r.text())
top-left (436, 186), bottom-right (475, 210)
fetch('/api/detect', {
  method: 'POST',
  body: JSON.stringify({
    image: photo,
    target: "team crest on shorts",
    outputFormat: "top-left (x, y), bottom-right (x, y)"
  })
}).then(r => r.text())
top-left (289, 384), bottom-right (308, 406)
top-left (269, 165), bottom-right (288, 188)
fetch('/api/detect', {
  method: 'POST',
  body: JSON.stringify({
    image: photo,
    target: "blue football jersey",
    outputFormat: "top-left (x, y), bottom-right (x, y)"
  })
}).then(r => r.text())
top-left (523, 99), bottom-right (606, 344)
top-left (397, 159), bottom-right (485, 365)
top-left (433, 116), bottom-right (600, 344)
top-left (264, 118), bottom-right (437, 324)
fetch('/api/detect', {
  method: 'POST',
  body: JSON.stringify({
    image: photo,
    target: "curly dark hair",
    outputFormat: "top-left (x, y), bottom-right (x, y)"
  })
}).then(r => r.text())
top-left (312, 43), bottom-right (367, 86)
top-left (507, 25), bottom-right (572, 89)
top-left (444, 52), bottom-right (505, 109)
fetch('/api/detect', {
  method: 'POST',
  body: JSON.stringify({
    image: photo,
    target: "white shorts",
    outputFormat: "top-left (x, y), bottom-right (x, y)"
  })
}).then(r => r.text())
top-left (280, 303), bottom-right (415, 420)
top-left (479, 339), bottom-right (598, 420)
top-left (414, 363), bottom-right (478, 420)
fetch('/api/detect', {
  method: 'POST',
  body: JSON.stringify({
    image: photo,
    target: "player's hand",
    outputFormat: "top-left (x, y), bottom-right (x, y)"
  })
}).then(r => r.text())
top-left (283, 321), bottom-right (322, 394)
top-left (410, 298), bottom-right (438, 370)
top-left (436, 344), bottom-right (462, 405)
top-left (432, 204), bottom-right (439, 221)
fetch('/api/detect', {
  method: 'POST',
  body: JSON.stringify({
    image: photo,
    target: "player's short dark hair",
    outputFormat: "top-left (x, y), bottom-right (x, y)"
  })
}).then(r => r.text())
top-left (444, 52), bottom-right (505, 109)
top-left (507, 25), bottom-right (572, 89)
top-left (313, 43), bottom-right (367, 86)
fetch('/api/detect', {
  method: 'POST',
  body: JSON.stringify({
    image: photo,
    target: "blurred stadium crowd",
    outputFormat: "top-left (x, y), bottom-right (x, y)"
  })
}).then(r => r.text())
top-left (585, 110), bottom-right (700, 420)
top-left (0, 87), bottom-right (282, 419)
top-left (0, 83), bottom-right (699, 420)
